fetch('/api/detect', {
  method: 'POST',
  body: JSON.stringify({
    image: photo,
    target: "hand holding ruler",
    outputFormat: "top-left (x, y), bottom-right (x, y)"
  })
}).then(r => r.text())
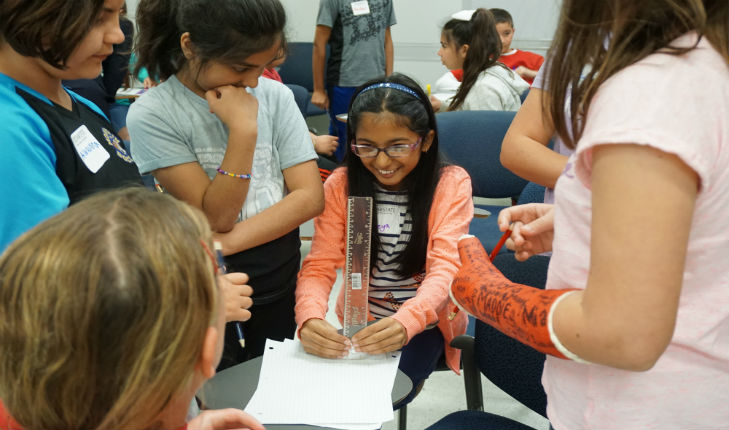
top-left (343, 196), bottom-right (373, 338)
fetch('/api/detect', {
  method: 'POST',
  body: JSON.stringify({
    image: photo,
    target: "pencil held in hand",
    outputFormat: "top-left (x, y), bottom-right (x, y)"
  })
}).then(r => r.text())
top-left (214, 241), bottom-right (246, 349)
top-left (490, 228), bottom-right (513, 260)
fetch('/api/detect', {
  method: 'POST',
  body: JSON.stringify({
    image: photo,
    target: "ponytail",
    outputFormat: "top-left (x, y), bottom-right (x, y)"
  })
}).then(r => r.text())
top-left (446, 8), bottom-right (504, 111)
top-left (134, 0), bottom-right (182, 81)
top-left (134, 0), bottom-right (286, 81)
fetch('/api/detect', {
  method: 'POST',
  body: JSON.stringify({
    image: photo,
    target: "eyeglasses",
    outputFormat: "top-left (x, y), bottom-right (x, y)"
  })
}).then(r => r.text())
top-left (350, 138), bottom-right (422, 159)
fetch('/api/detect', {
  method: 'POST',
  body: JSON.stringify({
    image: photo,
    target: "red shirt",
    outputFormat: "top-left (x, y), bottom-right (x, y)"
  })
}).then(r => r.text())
top-left (498, 49), bottom-right (544, 84)
top-left (262, 68), bottom-right (283, 83)
top-left (0, 400), bottom-right (22, 430)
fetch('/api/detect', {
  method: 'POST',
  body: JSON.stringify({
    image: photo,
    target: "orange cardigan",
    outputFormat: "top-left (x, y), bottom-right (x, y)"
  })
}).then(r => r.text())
top-left (295, 166), bottom-right (472, 372)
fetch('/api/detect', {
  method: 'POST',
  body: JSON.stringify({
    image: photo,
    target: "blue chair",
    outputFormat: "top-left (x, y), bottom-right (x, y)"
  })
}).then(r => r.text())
top-left (436, 110), bottom-right (528, 254)
top-left (520, 88), bottom-right (530, 103)
top-left (284, 84), bottom-right (310, 118)
top-left (429, 253), bottom-right (550, 430)
top-left (277, 42), bottom-right (327, 117)
top-left (428, 410), bottom-right (536, 430)
top-left (517, 181), bottom-right (546, 205)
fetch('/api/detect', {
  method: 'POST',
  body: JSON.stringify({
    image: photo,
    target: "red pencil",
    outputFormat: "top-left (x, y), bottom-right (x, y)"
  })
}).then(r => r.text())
top-left (490, 228), bottom-right (513, 261)
top-left (448, 228), bottom-right (513, 320)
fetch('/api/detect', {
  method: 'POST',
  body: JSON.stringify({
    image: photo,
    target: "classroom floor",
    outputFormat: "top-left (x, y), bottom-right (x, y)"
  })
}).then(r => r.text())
top-left (298, 237), bottom-right (549, 430)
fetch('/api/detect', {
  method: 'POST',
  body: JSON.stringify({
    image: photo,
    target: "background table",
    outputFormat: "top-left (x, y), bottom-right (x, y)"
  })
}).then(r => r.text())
top-left (198, 355), bottom-right (412, 430)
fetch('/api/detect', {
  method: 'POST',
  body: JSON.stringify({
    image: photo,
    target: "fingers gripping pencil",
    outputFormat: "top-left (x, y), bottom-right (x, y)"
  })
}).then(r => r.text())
top-left (214, 241), bottom-right (246, 349)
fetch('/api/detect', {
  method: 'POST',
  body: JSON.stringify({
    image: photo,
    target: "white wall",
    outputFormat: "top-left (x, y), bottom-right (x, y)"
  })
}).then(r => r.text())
top-left (126, 0), bottom-right (138, 21)
top-left (127, 0), bottom-right (562, 87)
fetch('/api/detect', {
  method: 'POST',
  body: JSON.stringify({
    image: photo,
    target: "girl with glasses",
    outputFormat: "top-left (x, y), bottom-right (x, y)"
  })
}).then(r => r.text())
top-left (295, 73), bottom-right (472, 406)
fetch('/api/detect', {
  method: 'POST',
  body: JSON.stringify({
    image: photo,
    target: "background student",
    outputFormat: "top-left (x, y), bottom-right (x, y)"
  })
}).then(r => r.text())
top-left (428, 10), bottom-right (468, 111)
top-left (490, 8), bottom-right (544, 85)
top-left (449, 0), bottom-right (729, 428)
top-left (429, 67), bottom-right (461, 114)
top-left (311, 0), bottom-right (396, 161)
top-left (263, 51), bottom-right (340, 158)
top-left (431, 8), bottom-right (529, 113)
top-left (0, 0), bottom-right (143, 252)
top-left (0, 188), bottom-right (262, 430)
top-left (128, 0), bottom-right (324, 369)
top-left (296, 73), bottom-right (471, 406)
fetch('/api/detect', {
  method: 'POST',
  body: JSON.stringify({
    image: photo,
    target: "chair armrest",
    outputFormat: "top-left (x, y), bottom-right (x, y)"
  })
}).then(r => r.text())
top-left (451, 335), bottom-right (484, 411)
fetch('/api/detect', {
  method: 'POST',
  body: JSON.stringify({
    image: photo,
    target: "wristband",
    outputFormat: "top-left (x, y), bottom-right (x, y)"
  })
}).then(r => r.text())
top-left (216, 167), bottom-right (251, 180)
top-left (450, 235), bottom-right (583, 361)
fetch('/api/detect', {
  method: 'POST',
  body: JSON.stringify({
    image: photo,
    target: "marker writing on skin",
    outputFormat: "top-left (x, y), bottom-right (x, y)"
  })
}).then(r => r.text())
top-left (214, 241), bottom-right (245, 348)
top-left (448, 228), bottom-right (513, 320)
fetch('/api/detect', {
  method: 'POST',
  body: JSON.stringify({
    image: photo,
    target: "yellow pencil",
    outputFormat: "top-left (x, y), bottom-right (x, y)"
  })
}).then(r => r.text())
top-left (426, 84), bottom-right (431, 97)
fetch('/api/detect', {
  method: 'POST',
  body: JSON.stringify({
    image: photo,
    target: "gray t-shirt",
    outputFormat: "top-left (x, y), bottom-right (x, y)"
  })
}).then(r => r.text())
top-left (317, 0), bottom-right (396, 87)
top-left (127, 75), bottom-right (316, 221)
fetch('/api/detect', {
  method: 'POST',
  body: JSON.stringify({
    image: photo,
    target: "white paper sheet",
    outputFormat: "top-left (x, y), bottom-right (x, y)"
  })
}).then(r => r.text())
top-left (244, 338), bottom-right (401, 429)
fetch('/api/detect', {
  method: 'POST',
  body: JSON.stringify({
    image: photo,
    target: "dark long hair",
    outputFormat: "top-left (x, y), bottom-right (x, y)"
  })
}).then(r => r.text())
top-left (546, 0), bottom-right (729, 149)
top-left (0, 0), bottom-right (105, 69)
top-left (444, 8), bottom-right (506, 111)
top-left (134, 0), bottom-right (286, 81)
top-left (345, 73), bottom-right (445, 278)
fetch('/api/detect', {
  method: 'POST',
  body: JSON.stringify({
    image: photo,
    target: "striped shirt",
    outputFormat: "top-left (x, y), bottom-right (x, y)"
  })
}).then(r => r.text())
top-left (368, 188), bottom-right (424, 318)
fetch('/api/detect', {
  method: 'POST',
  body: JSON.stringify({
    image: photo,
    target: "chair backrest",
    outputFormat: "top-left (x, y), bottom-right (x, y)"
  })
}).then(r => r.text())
top-left (278, 42), bottom-right (326, 92)
top-left (516, 181), bottom-right (546, 205)
top-left (437, 110), bottom-right (528, 199)
top-left (285, 83), bottom-right (309, 117)
top-left (474, 253), bottom-right (550, 418)
top-left (519, 88), bottom-right (530, 103)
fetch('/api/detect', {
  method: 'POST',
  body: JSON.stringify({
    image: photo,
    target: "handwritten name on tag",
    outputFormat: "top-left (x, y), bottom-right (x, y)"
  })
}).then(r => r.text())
top-left (71, 125), bottom-right (109, 173)
top-left (351, 0), bottom-right (370, 16)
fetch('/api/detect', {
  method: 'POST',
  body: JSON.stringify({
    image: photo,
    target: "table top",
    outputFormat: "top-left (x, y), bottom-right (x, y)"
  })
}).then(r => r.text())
top-left (115, 87), bottom-right (146, 100)
top-left (198, 355), bottom-right (412, 430)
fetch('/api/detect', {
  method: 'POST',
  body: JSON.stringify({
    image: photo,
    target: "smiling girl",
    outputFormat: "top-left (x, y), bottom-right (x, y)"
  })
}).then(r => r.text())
top-left (295, 73), bottom-right (472, 406)
top-left (0, 0), bottom-right (143, 252)
top-left (128, 0), bottom-right (324, 368)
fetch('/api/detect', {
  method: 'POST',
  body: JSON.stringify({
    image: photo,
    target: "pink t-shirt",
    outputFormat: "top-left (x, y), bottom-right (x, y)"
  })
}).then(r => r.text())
top-left (545, 33), bottom-right (729, 429)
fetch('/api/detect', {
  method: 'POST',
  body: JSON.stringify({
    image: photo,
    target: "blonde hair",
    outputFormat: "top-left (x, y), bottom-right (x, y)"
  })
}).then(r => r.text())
top-left (0, 187), bottom-right (219, 429)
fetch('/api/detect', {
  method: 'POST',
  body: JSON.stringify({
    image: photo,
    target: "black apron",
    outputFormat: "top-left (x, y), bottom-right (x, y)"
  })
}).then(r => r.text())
top-left (224, 228), bottom-right (301, 304)
top-left (16, 88), bottom-right (142, 204)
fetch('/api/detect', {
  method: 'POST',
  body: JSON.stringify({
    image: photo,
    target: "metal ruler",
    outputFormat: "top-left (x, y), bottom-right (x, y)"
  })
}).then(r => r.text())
top-left (342, 196), bottom-right (373, 338)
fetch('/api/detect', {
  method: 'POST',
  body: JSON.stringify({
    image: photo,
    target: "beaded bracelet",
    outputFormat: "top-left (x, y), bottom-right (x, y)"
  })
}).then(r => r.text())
top-left (216, 167), bottom-right (252, 180)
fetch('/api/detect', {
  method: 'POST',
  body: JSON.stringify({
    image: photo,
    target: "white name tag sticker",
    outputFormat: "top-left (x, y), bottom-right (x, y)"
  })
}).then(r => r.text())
top-left (71, 125), bottom-right (109, 173)
top-left (351, 0), bottom-right (370, 16)
top-left (377, 204), bottom-right (399, 234)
